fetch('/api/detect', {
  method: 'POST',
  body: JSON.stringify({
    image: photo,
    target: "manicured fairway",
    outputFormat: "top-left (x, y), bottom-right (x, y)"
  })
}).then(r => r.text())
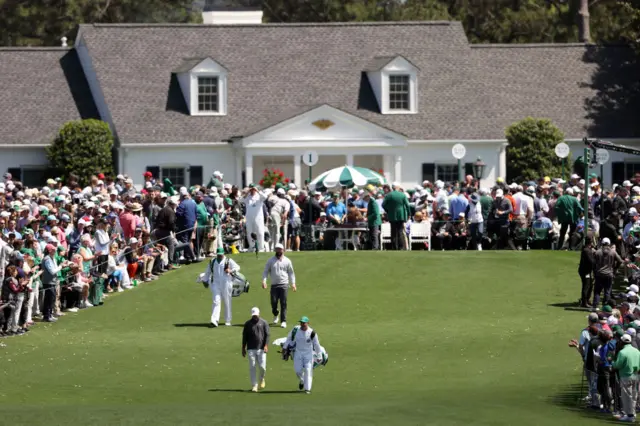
top-left (0, 251), bottom-right (609, 425)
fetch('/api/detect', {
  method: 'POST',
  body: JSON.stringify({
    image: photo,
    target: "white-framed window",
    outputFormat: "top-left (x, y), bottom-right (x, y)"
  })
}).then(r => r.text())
top-left (436, 164), bottom-right (458, 183)
top-left (366, 56), bottom-right (418, 115)
top-left (197, 76), bottom-right (219, 113)
top-left (161, 167), bottom-right (186, 187)
top-left (389, 75), bottom-right (410, 110)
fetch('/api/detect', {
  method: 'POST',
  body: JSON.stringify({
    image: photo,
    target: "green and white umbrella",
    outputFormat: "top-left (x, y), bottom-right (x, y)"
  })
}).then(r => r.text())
top-left (309, 166), bottom-right (386, 191)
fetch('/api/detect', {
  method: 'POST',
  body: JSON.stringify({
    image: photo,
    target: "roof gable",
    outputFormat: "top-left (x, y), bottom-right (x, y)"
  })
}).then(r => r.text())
top-left (240, 104), bottom-right (407, 148)
top-left (173, 57), bottom-right (227, 74)
top-left (364, 55), bottom-right (419, 72)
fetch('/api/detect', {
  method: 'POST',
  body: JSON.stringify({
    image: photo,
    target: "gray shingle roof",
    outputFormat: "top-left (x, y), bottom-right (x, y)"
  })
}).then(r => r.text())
top-left (77, 21), bottom-right (476, 144)
top-left (0, 48), bottom-right (99, 145)
top-left (3, 22), bottom-right (637, 146)
top-left (470, 44), bottom-right (640, 139)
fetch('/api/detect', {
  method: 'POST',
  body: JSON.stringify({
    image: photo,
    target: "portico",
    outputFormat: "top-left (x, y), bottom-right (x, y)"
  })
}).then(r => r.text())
top-left (233, 105), bottom-right (407, 186)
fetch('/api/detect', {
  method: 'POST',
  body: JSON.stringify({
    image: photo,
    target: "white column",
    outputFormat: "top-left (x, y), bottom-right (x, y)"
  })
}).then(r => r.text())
top-left (294, 154), bottom-right (302, 186)
top-left (235, 152), bottom-right (243, 187)
top-left (346, 154), bottom-right (354, 167)
top-left (245, 151), bottom-right (254, 185)
top-left (498, 143), bottom-right (507, 183)
top-left (383, 155), bottom-right (392, 183)
top-left (394, 155), bottom-right (402, 184)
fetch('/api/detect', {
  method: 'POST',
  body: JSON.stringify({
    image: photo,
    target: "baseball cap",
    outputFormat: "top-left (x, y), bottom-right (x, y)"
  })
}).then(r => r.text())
top-left (628, 284), bottom-right (640, 293)
top-left (251, 307), bottom-right (260, 316)
top-left (45, 244), bottom-right (55, 252)
top-left (588, 312), bottom-right (599, 322)
top-left (602, 237), bottom-right (611, 245)
top-left (216, 247), bottom-right (225, 255)
top-left (275, 243), bottom-right (284, 250)
top-left (602, 305), bottom-right (613, 313)
top-left (622, 334), bottom-right (633, 343)
top-left (277, 188), bottom-right (285, 195)
top-left (299, 316), bottom-right (309, 323)
top-left (129, 237), bottom-right (138, 244)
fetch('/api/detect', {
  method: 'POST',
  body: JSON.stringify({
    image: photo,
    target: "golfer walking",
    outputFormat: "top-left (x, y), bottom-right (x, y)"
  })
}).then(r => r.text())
top-left (202, 247), bottom-right (239, 327)
top-left (284, 315), bottom-right (320, 394)
top-left (242, 307), bottom-right (270, 392)
top-left (262, 243), bottom-right (296, 329)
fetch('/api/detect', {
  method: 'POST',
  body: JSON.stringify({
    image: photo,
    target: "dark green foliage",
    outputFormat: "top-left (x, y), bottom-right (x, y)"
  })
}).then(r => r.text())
top-left (47, 119), bottom-right (115, 186)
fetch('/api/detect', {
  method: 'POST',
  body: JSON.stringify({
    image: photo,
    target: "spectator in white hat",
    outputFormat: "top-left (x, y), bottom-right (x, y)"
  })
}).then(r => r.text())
top-left (242, 307), bottom-right (270, 392)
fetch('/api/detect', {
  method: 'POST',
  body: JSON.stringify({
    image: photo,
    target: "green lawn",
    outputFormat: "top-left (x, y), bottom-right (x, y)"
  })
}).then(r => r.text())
top-left (0, 251), bottom-right (612, 425)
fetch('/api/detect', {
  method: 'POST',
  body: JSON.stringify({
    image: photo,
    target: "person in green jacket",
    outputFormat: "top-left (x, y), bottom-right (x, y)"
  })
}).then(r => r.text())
top-left (194, 192), bottom-right (210, 261)
top-left (382, 183), bottom-right (410, 250)
top-left (364, 191), bottom-right (381, 250)
top-left (479, 188), bottom-right (493, 222)
top-left (555, 189), bottom-right (583, 250)
top-left (613, 334), bottom-right (640, 421)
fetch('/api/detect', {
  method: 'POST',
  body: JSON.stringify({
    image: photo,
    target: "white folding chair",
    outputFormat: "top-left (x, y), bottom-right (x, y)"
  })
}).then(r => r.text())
top-left (409, 221), bottom-right (431, 251)
top-left (380, 222), bottom-right (391, 250)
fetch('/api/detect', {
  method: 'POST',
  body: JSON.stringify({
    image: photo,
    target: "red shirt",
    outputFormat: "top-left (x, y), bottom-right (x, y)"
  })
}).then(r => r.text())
top-left (119, 211), bottom-right (136, 240)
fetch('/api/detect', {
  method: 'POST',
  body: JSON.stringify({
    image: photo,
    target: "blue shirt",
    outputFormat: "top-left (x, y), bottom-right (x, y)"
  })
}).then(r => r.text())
top-left (449, 194), bottom-right (468, 219)
top-left (176, 198), bottom-right (197, 230)
top-left (532, 217), bottom-right (553, 229)
top-left (326, 202), bottom-right (347, 220)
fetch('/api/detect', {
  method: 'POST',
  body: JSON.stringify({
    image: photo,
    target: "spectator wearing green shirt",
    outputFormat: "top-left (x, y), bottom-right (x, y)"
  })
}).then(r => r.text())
top-left (194, 192), bottom-right (209, 262)
top-left (613, 333), bottom-right (640, 422)
top-left (365, 191), bottom-right (381, 250)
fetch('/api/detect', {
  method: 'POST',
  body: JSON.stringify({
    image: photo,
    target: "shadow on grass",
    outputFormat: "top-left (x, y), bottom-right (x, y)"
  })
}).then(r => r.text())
top-left (547, 302), bottom-right (590, 312)
top-left (208, 388), bottom-right (301, 394)
top-left (549, 383), bottom-right (617, 424)
top-left (174, 323), bottom-right (212, 328)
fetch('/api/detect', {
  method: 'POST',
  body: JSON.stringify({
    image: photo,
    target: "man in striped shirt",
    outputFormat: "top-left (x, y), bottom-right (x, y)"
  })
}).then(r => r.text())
top-left (262, 243), bottom-right (296, 329)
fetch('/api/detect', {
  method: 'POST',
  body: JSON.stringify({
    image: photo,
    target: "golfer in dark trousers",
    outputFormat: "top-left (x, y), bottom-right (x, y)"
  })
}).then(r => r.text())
top-left (579, 237), bottom-right (596, 307)
top-left (262, 243), bottom-right (296, 330)
top-left (382, 183), bottom-right (410, 250)
top-left (593, 237), bottom-right (623, 308)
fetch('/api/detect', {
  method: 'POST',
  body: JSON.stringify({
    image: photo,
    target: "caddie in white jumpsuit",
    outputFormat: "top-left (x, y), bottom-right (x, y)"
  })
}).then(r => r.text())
top-left (241, 184), bottom-right (268, 252)
top-left (202, 247), bottom-right (239, 327)
top-left (284, 315), bottom-right (321, 394)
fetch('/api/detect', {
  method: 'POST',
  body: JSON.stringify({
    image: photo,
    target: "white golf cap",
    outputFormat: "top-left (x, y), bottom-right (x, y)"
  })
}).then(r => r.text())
top-left (624, 180), bottom-right (632, 187)
top-left (277, 188), bottom-right (285, 195)
top-left (251, 307), bottom-right (260, 316)
top-left (571, 174), bottom-right (579, 179)
top-left (602, 237), bottom-right (611, 245)
top-left (628, 284), bottom-right (640, 293)
top-left (579, 179), bottom-right (585, 185)
top-left (289, 183), bottom-right (297, 189)
top-left (179, 186), bottom-right (188, 196)
top-left (129, 237), bottom-right (138, 244)
top-left (274, 243), bottom-right (284, 250)
top-left (622, 334), bottom-right (633, 343)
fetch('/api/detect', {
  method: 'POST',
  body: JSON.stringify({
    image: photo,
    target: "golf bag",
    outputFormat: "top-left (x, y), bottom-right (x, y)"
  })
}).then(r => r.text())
top-left (272, 331), bottom-right (328, 369)
top-left (230, 271), bottom-right (250, 297)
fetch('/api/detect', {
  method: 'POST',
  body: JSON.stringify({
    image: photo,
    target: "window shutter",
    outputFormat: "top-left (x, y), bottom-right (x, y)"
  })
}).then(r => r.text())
top-left (465, 163), bottom-right (474, 178)
top-left (612, 162), bottom-right (625, 184)
top-left (7, 167), bottom-right (21, 181)
top-left (189, 166), bottom-right (203, 187)
top-left (146, 166), bottom-right (160, 180)
top-left (422, 163), bottom-right (435, 183)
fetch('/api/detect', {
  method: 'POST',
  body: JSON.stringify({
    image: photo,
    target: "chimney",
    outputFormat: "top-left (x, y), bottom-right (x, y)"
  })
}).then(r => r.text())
top-left (201, 0), bottom-right (263, 25)
top-left (61, 36), bottom-right (68, 47)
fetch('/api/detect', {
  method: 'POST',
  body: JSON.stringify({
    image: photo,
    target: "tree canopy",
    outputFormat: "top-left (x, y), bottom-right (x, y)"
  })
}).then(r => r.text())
top-left (0, 0), bottom-right (201, 46)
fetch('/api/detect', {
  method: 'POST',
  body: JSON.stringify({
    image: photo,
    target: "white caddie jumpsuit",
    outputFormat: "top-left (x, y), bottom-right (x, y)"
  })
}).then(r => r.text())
top-left (242, 191), bottom-right (268, 252)
top-left (285, 326), bottom-right (320, 392)
top-left (202, 256), bottom-right (239, 325)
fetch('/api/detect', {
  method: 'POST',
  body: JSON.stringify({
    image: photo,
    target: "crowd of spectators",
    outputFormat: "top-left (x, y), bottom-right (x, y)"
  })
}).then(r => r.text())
top-left (3, 167), bottom-right (640, 340)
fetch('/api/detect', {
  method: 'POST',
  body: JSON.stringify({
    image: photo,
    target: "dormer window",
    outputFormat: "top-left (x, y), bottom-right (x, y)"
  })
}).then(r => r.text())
top-left (198, 77), bottom-right (219, 112)
top-left (365, 55), bottom-right (418, 115)
top-left (174, 57), bottom-right (227, 116)
top-left (389, 75), bottom-right (410, 111)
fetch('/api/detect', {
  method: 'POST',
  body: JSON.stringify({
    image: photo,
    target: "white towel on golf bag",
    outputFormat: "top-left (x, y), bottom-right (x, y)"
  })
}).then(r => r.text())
top-left (272, 338), bottom-right (328, 369)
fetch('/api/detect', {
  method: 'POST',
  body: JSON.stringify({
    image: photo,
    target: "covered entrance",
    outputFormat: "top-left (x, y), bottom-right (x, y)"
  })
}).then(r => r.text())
top-left (232, 104), bottom-right (407, 186)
